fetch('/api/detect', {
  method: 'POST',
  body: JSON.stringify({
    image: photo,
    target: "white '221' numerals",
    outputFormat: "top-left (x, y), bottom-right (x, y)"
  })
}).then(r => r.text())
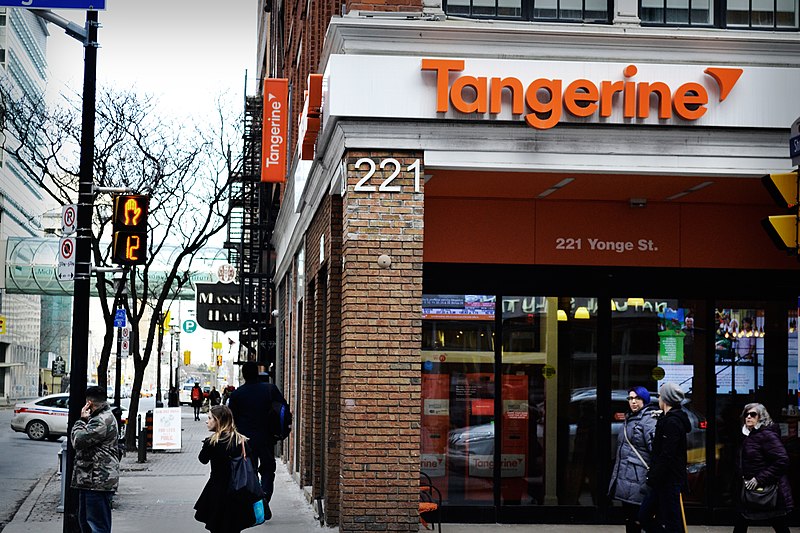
top-left (353, 158), bottom-right (421, 193)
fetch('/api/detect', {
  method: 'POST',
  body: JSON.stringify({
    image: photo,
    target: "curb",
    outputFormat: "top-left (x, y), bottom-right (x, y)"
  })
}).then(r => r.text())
top-left (8, 471), bottom-right (57, 525)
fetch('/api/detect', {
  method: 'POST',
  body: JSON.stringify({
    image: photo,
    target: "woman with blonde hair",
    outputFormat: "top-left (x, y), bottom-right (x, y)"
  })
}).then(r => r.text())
top-left (735, 402), bottom-right (793, 533)
top-left (194, 405), bottom-right (256, 533)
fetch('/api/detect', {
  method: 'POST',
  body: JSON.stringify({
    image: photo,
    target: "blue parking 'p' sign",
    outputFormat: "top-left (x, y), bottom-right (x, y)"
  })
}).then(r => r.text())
top-left (0, 0), bottom-right (106, 9)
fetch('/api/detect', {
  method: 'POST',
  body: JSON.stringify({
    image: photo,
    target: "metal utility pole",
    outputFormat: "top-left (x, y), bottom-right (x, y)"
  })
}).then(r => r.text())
top-left (62, 10), bottom-right (98, 533)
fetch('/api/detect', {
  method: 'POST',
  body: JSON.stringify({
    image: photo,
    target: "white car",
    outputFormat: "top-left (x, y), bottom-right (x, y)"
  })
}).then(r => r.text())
top-left (11, 393), bottom-right (129, 441)
top-left (11, 393), bottom-right (69, 441)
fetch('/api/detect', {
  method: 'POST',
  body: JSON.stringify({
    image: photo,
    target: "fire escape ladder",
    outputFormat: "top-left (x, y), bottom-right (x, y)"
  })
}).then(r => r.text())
top-left (234, 95), bottom-right (278, 368)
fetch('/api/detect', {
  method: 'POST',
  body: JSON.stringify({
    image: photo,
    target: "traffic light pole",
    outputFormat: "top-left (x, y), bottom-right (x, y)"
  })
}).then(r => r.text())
top-left (63, 10), bottom-right (98, 533)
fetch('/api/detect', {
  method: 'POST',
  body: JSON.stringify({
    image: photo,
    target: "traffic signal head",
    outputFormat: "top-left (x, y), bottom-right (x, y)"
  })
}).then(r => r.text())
top-left (761, 171), bottom-right (799, 254)
top-left (112, 195), bottom-right (149, 265)
top-left (216, 355), bottom-right (223, 367)
top-left (762, 172), bottom-right (799, 209)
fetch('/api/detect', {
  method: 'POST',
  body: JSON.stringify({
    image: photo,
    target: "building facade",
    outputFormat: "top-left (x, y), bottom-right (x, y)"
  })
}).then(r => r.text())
top-left (0, 7), bottom-right (54, 403)
top-left (260, 0), bottom-right (800, 529)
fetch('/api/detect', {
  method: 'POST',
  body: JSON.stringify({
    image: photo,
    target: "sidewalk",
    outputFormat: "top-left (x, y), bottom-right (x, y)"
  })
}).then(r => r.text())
top-left (4, 407), bottom-right (324, 533)
top-left (3, 406), bottom-right (767, 533)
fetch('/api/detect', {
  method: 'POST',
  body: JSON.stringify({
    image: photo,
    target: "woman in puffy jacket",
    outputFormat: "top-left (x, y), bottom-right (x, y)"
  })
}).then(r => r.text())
top-left (609, 386), bottom-right (658, 533)
top-left (735, 403), bottom-right (793, 533)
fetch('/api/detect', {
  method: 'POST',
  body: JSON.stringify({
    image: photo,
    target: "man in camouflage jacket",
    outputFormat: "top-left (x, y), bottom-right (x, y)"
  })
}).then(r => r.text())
top-left (70, 386), bottom-right (119, 533)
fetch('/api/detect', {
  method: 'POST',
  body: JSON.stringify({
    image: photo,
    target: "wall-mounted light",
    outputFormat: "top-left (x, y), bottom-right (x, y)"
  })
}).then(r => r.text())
top-left (557, 310), bottom-right (568, 321)
top-left (627, 297), bottom-right (645, 307)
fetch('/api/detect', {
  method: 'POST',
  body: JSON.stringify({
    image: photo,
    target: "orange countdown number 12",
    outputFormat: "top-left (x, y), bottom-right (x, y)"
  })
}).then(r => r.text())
top-left (126, 235), bottom-right (141, 261)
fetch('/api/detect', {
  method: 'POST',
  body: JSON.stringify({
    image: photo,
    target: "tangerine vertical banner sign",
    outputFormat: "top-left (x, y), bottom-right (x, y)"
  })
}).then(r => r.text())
top-left (262, 78), bottom-right (288, 183)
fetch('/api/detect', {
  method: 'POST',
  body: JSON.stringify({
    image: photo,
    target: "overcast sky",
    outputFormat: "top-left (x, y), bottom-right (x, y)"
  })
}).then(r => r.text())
top-left (45, 1), bottom-right (258, 120)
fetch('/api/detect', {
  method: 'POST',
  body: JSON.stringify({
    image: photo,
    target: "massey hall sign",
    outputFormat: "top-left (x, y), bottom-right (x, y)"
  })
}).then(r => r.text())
top-left (195, 282), bottom-right (240, 332)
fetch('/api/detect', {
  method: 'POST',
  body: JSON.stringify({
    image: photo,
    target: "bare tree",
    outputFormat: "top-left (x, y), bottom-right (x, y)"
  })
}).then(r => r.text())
top-left (1, 84), bottom-right (241, 446)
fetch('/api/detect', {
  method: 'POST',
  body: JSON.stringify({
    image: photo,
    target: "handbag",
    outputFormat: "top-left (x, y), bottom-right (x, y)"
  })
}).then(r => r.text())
top-left (740, 483), bottom-right (778, 511)
top-left (228, 441), bottom-right (264, 503)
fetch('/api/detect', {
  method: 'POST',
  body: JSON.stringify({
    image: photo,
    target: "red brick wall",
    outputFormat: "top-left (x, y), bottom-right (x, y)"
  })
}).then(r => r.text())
top-left (303, 193), bottom-right (344, 525)
top-left (339, 150), bottom-right (424, 532)
top-left (346, 0), bottom-right (424, 12)
top-left (270, 0), bottom-right (423, 161)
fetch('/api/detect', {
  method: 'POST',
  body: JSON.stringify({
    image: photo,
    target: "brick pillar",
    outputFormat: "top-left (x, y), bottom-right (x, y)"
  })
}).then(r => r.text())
top-left (339, 151), bottom-right (423, 532)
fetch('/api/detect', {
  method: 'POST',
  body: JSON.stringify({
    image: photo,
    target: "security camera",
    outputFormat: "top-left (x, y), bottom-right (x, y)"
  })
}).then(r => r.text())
top-left (271, 309), bottom-right (279, 317)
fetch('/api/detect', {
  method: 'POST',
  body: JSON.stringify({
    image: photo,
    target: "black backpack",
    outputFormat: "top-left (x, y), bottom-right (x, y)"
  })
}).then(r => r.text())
top-left (268, 399), bottom-right (292, 441)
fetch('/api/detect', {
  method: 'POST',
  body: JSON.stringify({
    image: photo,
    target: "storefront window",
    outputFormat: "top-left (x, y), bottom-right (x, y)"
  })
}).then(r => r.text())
top-left (421, 294), bottom-right (496, 505)
top-left (500, 296), bottom-right (551, 506)
top-left (557, 297), bottom-right (599, 506)
top-left (611, 298), bottom-right (708, 505)
top-left (713, 306), bottom-right (765, 507)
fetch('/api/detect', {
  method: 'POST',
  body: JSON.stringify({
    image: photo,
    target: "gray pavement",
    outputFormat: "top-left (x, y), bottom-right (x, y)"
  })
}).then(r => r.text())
top-left (2, 406), bottom-right (772, 532)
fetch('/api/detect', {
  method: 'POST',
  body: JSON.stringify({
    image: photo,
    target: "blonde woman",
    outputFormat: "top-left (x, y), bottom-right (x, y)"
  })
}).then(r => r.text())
top-left (194, 405), bottom-right (254, 533)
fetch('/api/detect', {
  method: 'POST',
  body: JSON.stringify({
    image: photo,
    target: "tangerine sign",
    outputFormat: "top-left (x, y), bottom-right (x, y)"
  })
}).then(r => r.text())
top-left (421, 59), bottom-right (743, 130)
top-left (262, 78), bottom-right (288, 183)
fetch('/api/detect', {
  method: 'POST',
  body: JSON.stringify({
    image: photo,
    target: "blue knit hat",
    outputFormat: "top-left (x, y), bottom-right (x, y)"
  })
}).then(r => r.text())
top-left (629, 386), bottom-right (651, 405)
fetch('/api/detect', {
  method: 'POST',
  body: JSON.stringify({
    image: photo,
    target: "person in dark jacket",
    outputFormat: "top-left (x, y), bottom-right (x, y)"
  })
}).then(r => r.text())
top-left (208, 386), bottom-right (221, 406)
top-left (734, 403), bottom-right (793, 533)
top-left (609, 386), bottom-right (658, 533)
top-left (194, 405), bottom-right (254, 533)
top-left (191, 383), bottom-right (204, 421)
top-left (228, 362), bottom-right (287, 521)
top-left (639, 382), bottom-right (690, 533)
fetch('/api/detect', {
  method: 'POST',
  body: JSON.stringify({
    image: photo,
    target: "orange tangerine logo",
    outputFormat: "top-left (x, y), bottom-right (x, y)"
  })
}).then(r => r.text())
top-left (421, 59), bottom-right (742, 130)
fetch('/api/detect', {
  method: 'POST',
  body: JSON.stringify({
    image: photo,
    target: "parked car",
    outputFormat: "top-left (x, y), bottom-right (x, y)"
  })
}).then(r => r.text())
top-left (179, 383), bottom-right (195, 405)
top-left (445, 388), bottom-right (707, 487)
top-left (11, 393), bottom-right (128, 441)
top-left (11, 393), bottom-right (69, 441)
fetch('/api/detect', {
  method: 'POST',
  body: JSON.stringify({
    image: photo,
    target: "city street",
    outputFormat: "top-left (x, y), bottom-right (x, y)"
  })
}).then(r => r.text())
top-left (0, 408), bottom-right (63, 531)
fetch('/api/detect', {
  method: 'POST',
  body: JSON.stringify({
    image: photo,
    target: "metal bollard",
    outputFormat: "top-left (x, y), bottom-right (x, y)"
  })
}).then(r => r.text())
top-left (58, 441), bottom-right (67, 512)
top-left (137, 414), bottom-right (147, 463)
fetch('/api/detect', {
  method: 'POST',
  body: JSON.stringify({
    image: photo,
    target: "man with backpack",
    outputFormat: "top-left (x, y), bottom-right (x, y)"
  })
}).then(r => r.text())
top-left (228, 362), bottom-right (289, 521)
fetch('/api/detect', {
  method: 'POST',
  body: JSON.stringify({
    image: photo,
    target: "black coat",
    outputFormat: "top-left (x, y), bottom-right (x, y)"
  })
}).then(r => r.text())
top-left (647, 407), bottom-right (690, 489)
top-left (228, 381), bottom-right (286, 447)
top-left (738, 423), bottom-right (794, 514)
top-left (194, 436), bottom-right (255, 533)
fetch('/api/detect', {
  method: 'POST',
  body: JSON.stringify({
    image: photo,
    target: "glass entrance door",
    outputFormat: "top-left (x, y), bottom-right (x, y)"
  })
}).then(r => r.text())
top-left (609, 298), bottom-right (708, 510)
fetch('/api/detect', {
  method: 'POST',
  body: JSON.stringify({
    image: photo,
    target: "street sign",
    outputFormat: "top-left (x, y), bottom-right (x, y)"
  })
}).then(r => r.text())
top-left (212, 341), bottom-right (223, 350)
top-left (61, 204), bottom-right (77, 235)
top-left (791, 134), bottom-right (800, 164)
top-left (182, 319), bottom-right (197, 334)
top-left (119, 326), bottom-right (130, 357)
top-left (0, 0), bottom-right (107, 9)
top-left (57, 237), bottom-right (76, 280)
top-left (114, 308), bottom-right (126, 328)
top-left (793, 116), bottom-right (800, 166)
